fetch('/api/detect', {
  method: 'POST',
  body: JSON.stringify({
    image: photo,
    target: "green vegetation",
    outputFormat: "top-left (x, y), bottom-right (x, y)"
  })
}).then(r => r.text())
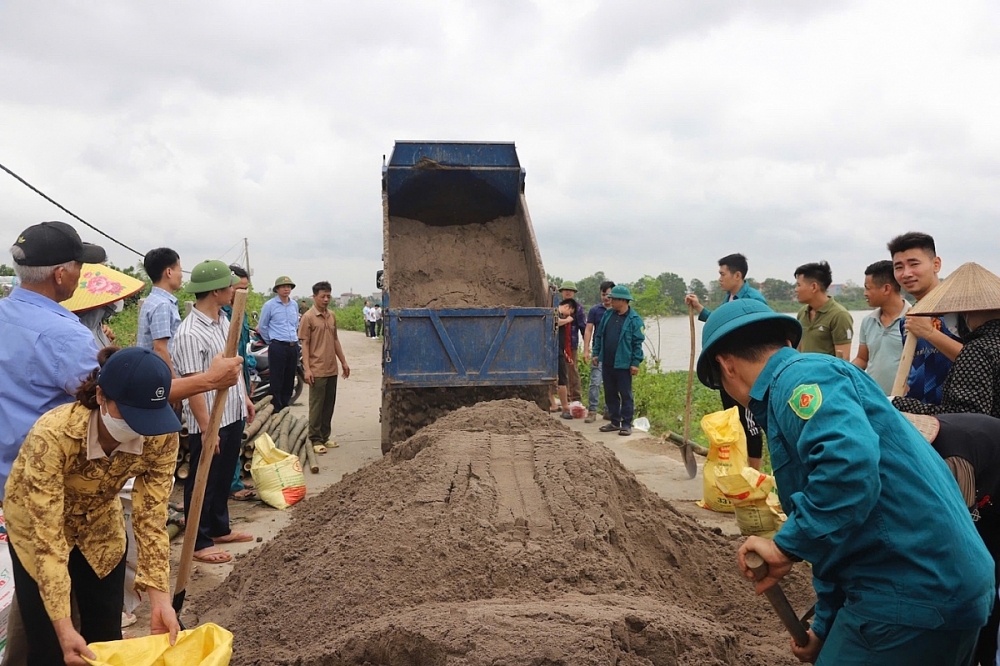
top-left (334, 300), bottom-right (367, 332)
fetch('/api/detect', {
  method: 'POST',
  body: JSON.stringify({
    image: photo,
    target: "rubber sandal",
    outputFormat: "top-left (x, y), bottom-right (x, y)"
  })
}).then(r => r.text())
top-left (212, 531), bottom-right (253, 544)
top-left (313, 444), bottom-right (327, 454)
top-left (193, 549), bottom-right (232, 564)
top-left (326, 440), bottom-right (340, 449)
top-left (229, 489), bottom-right (257, 501)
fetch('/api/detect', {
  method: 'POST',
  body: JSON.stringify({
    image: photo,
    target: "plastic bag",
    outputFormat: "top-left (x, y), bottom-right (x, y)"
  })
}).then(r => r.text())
top-left (85, 622), bottom-right (233, 666)
top-left (251, 433), bottom-right (306, 510)
top-left (696, 407), bottom-right (748, 513)
top-left (714, 467), bottom-right (787, 537)
top-left (633, 417), bottom-right (651, 432)
top-left (569, 401), bottom-right (587, 419)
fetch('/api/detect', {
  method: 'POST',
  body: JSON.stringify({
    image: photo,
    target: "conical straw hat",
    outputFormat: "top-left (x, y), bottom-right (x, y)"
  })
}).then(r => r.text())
top-left (60, 264), bottom-right (144, 313)
top-left (901, 413), bottom-right (940, 443)
top-left (907, 262), bottom-right (1000, 316)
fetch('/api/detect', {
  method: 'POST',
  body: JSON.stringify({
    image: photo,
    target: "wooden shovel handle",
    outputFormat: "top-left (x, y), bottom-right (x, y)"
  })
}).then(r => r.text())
top-left (890, 333), bottom-right (918, 397)
top-left (745, 551), bottom-right (810, 647)
top-left (173, 289), bottom-right (248, 608)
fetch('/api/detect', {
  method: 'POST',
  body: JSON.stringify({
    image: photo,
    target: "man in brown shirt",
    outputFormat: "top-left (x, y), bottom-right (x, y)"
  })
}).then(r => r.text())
top-left (298, 281), bottom-right (350, 452)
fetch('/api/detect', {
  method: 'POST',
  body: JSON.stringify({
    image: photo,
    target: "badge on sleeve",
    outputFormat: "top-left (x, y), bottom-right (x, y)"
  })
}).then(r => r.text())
top-left (789, 384), bottom-right (823, 420)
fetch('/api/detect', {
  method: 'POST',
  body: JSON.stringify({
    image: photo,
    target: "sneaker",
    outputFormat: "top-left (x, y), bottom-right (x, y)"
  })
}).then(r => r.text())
top-left (619, 426), bottom-right (632, 436)
top-left (584, 411), bottom-right (597, 423)
top-left (598, 423), bottom-right (620, 432)
top-left (121, 611), bottom-right (137, 629)
top-left (561, 412), bottom-right (574, 420)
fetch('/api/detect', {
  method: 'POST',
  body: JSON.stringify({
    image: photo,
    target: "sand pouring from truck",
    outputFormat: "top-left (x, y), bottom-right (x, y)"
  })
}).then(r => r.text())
top-left (379, 141), bottom-right (558, 452)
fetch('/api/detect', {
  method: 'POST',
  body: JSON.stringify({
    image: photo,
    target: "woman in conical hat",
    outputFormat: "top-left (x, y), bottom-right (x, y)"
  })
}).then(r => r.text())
top-left (60, 264), bottom-right (144, 346)
top-left (894, 262), bottom-right (1000, 418)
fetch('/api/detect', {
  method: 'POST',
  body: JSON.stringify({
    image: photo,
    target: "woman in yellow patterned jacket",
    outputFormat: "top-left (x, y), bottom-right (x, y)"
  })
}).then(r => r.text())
top-left (4, 346), bottom-right (181, 665)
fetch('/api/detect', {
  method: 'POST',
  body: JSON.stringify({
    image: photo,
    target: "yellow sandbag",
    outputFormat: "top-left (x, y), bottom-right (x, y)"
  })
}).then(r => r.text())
top-left (251, 433), bottom-right (306, 510)
top-left (84, 622), bottom-right (232, 666)
top-left (715, 467), bottom-right (787, 538)
top-left (696, 407), bottom-right (748, 513)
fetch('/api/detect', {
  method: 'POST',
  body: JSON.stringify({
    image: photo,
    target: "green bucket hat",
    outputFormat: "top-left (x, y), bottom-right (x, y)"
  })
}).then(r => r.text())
top-left (609, 285), bottom-right (634, 301)
top-left (185, 260), bottom-right (235, 294)
top-left (273, 275), bottom-right (296, 292)
top-left (696, 300), bottom-right (802, 389)
top-left (559, 281), bottom-right (578, 292)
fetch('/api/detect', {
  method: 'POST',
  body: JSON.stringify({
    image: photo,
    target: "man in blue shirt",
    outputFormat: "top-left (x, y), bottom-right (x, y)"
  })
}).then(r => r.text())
top-left (888, 232), bottom-right (963, 404)
top-left (686, 253), bottom-right (768, 469)
top-left (258, 276), bottom-right (301, 411)
top-left (698, 299), bottom-right (993, 665)
top-left (137, 247), bottom-right (183, 372)
top-left (583, 281), bottom-right (614, 423)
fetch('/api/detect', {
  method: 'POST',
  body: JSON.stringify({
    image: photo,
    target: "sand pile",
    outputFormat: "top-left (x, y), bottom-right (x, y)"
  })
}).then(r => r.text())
top-left (198, 400), bottom-right (814, 666)
top-left (385, 216), bottom-right (536, 308)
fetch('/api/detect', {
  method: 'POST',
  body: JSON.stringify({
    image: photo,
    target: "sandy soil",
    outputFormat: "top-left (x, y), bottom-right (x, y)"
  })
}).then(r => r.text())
top-left (127, 330), bottom-right (813, 664)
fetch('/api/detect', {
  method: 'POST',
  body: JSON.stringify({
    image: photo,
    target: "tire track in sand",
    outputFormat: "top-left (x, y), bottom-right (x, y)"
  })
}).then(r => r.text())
top-left (488, 432), bottom-right (553, 540)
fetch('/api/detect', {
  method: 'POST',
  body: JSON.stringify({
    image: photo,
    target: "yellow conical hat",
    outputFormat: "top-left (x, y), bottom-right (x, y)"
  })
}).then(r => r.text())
top-left (908, 262), bottom-right (1000, 316)
top-left (60, 264), bottom-right (144, 313)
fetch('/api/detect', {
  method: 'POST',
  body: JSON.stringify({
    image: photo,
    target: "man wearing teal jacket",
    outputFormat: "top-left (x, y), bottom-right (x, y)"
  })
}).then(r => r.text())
top-left (697, 299), bottom-right (994, 665)
top-left (591, 285), bottom-right (644, 436)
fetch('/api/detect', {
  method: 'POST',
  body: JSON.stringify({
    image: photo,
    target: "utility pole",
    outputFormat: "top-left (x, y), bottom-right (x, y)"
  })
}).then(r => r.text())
top-left (243, 237), bottom-right (252, 278)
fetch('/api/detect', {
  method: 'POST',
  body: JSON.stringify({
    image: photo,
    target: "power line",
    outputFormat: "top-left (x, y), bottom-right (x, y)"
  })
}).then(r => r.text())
top-left (0, 161), bottom-right (145, 258)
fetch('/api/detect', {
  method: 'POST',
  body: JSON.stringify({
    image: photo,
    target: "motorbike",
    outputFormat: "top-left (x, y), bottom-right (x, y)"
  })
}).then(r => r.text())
top-left (248, 330), bottom-right (306, 405)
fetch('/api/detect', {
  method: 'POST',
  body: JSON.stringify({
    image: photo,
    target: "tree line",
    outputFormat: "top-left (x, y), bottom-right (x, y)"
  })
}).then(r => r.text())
top-left (548, 271), bottom-right (870, 317)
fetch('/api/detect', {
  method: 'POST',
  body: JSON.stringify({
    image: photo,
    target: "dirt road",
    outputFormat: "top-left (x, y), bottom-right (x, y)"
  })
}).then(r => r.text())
top-left (138, 329), bottom-right (742, 634)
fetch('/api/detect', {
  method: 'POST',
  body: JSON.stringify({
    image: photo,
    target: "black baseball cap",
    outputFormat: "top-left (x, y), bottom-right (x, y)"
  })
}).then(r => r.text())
top-left (97, 347), bottom-right (180, 436)
top-left (13, 221), bottom-right (107, 266)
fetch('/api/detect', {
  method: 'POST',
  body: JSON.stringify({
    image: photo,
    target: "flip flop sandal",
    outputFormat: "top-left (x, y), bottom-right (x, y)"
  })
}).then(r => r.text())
top-left (313, 444), bottom-right (328, 454)
top-left (193, 549), bottom-right (232, 564)
top-left (212, 531), bottom-right (254, 544)
top-left (229, 489), bottom-right (257, 501)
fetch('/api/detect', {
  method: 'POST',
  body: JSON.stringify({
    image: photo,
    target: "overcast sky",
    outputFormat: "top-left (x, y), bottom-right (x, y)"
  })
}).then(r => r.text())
top-left (2, 0), bottom-right (999, 298)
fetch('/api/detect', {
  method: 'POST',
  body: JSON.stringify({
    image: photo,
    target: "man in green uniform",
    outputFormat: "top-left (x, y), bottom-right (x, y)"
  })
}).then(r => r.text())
top-left (697, 299), bottom-right (993, 665)
top-left (794, 261), bottom-right (854, 359)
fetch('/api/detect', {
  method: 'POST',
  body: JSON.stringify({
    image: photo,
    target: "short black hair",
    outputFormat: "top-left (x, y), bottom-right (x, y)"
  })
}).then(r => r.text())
top-left (312, 281), bottom-right (332, 295)
top-left (143, 248), bottom-right (180, 283)
top-left (229, 264), bottom-right (249, 279)
top-left (599, 280), bottom-right (616, 293)
top-left (794, 261), bottom-right (833, 291)
top-left (865, 260), bottom-right (899, 291)
top-left (559, 297), bottom-right (578, 310)
top-left (718, 253), bottom-right (748, 280)
top-left (887, 232), bottom-right (936, 258)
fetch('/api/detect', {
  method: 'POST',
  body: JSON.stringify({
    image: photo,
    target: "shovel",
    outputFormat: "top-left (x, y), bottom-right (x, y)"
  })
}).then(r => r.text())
top-left (744, 551), bottom-right (811, 647)
top-left (680, 307), bottom-right (698, 478)
top-left (172, 289), bottom-right (248, 620)
top-left (890, 333), bottom-right (918, 397)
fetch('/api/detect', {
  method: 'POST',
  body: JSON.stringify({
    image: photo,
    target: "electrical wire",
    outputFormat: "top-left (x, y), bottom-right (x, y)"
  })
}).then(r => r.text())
top-left (0, 161), bottom-right (146, 258)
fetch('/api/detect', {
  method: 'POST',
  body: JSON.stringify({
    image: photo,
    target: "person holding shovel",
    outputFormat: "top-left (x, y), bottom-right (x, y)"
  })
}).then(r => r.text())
top-left (4, 346), bottom-right (182, 666)
top-left (591, 285), bottom-right (644, 436)
top-left (685, 253), bottom-right (767, 469)
top-left (698, 299), bottom-right (993, 665)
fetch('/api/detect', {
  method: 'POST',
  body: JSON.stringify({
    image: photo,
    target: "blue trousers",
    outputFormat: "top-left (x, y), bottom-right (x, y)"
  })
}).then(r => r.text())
top-left (588, 361), bottom-right (604, 413)
top-left (817, 607), bottom-right (979, 666)
top-left (602, 366), bottom-right (634, 428)
top-left (268, 341), bottom-right (299, 411)
top-left (185, 420), bottom-right (245, 551)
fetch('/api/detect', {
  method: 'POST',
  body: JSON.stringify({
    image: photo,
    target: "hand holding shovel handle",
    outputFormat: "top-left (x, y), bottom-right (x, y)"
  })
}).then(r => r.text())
top-left (173, 289), bottom-right (248, 617)
top-left (744, 551), bottom-right (810, 647)
top-left (681, 307), bottom-right (698, 478)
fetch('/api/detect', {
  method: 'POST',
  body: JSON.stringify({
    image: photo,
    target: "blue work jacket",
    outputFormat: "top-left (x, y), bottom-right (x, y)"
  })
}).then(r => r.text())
top-left (698, 282), bottom-right (766, 322)
top-left (591, 307), bottom-right (645, 371)
top-left (748, 347), bottom-right (994, 641)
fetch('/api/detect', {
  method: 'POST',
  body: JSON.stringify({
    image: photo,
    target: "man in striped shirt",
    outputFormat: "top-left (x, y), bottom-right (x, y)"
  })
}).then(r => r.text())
top-left (174, 260), bottom-right (255, 564)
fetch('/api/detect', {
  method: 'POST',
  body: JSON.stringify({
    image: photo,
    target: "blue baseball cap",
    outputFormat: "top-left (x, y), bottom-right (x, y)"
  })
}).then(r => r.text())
top-left (97, 347), bottom-right (181, 436)
top-left (697, 300), bottom-right (802, 389)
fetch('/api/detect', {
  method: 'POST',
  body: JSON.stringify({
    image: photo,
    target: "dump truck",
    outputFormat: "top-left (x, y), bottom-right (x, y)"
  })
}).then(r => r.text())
top-left (380, 141), bottom-right (557, 452)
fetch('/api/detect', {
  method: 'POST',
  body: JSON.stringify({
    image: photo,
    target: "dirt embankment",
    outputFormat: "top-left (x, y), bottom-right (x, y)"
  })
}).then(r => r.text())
top-left (198, 399), bottom-right (814, 666)
top-left (385, 216), bottom-right (537, 309)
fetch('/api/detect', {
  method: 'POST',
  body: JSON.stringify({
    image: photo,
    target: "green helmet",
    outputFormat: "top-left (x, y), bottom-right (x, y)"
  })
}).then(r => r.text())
top-left (559, 281), bottom-right (578, 292)
top-left (273, 275), bottom-right (296, 292)
top-left (609, 285), bottom-right (634, 301)
top-left (185, 260), bottom-right (235, 294)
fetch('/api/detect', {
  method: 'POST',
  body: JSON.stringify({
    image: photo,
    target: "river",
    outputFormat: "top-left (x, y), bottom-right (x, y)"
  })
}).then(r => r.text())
top-left (643, 310), bottom-right (871, 372)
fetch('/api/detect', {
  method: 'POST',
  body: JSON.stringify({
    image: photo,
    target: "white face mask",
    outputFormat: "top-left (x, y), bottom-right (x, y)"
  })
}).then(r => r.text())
top-left (101, 405), bottom-right (142, 443)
